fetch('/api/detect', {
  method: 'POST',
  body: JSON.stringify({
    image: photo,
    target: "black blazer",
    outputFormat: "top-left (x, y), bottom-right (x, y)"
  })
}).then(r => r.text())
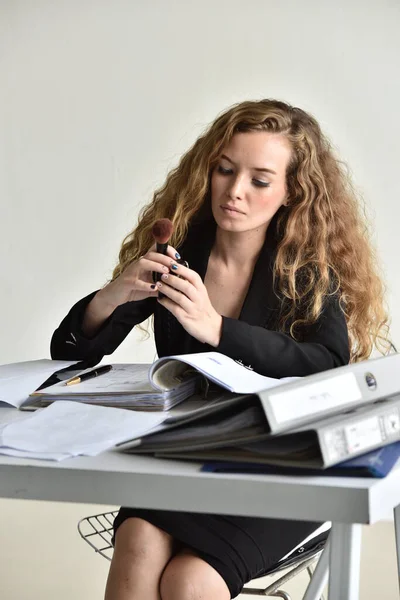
top-left (51, 220), bottom-right (350, 378)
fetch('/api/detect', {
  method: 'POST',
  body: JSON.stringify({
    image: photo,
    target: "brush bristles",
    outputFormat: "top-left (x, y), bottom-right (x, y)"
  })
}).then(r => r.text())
top-left (152, 218), bottom-right (174, 244)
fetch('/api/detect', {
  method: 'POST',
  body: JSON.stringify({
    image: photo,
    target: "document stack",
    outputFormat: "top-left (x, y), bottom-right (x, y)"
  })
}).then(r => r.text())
top-left (1, 351), bottom-right (400, 473)
top-left (115, 352), bottom-right (400, 474)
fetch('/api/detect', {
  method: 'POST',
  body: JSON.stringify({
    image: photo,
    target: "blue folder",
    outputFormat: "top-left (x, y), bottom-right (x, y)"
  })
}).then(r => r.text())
top-left (201, 441), bottom-right (400, 478)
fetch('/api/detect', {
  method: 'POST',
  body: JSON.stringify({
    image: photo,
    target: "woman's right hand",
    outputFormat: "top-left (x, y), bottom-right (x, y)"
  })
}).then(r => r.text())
top-left (82, 245), bottom-right (179, 336)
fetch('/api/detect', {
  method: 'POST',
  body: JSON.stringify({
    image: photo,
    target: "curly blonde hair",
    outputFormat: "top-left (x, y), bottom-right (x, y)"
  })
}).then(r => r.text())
top-left (113, 99), bottom-right (390, 361)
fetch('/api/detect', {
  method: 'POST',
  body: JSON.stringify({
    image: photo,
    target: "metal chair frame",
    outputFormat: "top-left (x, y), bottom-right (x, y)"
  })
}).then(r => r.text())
top-left (77, 510), bottom-right (329, 599)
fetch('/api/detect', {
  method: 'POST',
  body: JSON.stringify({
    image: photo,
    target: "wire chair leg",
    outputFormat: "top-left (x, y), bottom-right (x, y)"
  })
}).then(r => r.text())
top-left (307, 565), bottom-right (314, 578)
top-left (306, 565), bottom-right (326, 600)
top-left (240, 589), bottom-right (292, 598)
top-left (303, 539), bottom-right (330, 600)
top-left (306, 562), bottom-right (326, 599)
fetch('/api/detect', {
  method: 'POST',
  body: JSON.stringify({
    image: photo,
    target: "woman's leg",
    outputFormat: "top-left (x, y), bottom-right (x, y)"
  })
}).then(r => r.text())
top-left (104, 517), bottom-right (176, 600)
top-left (160, 548), bottom-right (231, 600)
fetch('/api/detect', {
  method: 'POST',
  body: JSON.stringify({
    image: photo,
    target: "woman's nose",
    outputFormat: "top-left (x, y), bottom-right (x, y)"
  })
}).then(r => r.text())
top-left (227, 175), bottom-right (245, 200)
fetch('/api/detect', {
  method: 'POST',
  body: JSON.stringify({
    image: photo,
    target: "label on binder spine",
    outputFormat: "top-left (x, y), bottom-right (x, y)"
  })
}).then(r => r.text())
top-left (344, 416), bottom-right (382, 454)
top-left (269, 373), bottom-right (362, 424)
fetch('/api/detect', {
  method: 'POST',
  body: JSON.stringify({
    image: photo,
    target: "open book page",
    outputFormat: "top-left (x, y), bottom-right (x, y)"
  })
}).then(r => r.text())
top-left (25, 354), bottom-right (296, 399)
top-left (30, 363), bottom-right (202, 396)
top-left (25, 363), bottom-right (202, 411)
top-left (150, 352), bottom-right (299, 394)
top-left (30, 364), bottom-right (153, 396)
top-left (33, 363), bottom-right (154, 396)
top-left (150, 360), bottom-right (196, 392)
top-left (0, 359), bottom-right (78, 408)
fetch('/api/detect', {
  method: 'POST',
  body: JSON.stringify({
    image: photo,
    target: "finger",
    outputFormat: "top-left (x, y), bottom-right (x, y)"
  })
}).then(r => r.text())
top-left (136, 256), bottom-right (170, 275)
top-left (129, 278), bottom-right (161, 295)
top-left (144, 251), bottom-right (178, 269)
top-left (146, 243), bottom-right (180, 262)
top-left (165, 245), bottom-right (182, 261)
top-left (155, 281), bottom-right (192, 312)
top-left (160, 272), bottom-right (197, 302)
top-left (168, 262), bottom-right (202, 288)
top-left (157, 295), bottom-right (184, 320)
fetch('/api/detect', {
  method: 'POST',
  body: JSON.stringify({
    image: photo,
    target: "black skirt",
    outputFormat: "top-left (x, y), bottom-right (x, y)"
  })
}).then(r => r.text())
top-left (113, 507), bottom-right (321, 598)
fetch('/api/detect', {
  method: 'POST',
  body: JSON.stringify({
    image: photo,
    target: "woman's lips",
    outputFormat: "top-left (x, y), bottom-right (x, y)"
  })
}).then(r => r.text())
top-left (220, 204), bottom-right (245, 215)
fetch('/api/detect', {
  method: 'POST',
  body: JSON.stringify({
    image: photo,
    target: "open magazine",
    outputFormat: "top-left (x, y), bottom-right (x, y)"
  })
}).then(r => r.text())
top-left (22, 352), bottom-right (295, 411)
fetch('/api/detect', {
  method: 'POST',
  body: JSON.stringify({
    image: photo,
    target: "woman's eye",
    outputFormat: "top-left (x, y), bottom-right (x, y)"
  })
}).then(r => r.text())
top-left (216, 166), bottom-right (270, 188)
top-left (217, 165), bottom-right (232, 175)
top-left (253, 179), bottom-right (270, 188)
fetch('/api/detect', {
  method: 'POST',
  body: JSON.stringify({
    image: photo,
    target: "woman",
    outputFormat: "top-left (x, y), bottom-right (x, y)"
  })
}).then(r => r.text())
top-left (51, 99), bottom-right (389, 600)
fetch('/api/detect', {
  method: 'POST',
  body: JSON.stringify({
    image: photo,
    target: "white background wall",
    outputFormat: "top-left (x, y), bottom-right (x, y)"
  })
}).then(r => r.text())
top-left (1, 1), bottom-right (400, 598)
top-left (2, 0), bottom-right (400, 367)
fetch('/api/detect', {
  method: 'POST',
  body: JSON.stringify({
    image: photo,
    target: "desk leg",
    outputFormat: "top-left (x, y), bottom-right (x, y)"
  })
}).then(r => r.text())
top-left (394, 504), bottom-right (400, 594)
top-left (327, 523), bottom-right (362, 600)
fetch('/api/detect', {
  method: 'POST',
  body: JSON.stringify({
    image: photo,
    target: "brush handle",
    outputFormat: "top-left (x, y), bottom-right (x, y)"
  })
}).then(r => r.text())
top-left (152, 242), bottom-right (169, 284)
top-left (152, 250), bottom-right (189, 301)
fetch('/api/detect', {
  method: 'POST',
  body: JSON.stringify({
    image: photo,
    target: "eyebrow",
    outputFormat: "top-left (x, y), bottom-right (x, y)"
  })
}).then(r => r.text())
top-left (220, 154), bottom-right (277, 175)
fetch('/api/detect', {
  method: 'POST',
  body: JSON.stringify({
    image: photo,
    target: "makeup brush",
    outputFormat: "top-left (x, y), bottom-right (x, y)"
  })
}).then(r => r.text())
top-left (152, 218), bottom-right (174, 284)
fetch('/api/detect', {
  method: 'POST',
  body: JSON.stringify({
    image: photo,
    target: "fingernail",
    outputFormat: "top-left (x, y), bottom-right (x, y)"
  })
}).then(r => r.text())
top-left (175, 252), bottom-right (181, 259)
top-left (171, 263), bottom-right (178, 271)
top-left (150, 284), bottom-right (156, 289)
top-left (161, 273), bottom-right (168, 280)
top-left (157, 282), bottom-right (162, 288)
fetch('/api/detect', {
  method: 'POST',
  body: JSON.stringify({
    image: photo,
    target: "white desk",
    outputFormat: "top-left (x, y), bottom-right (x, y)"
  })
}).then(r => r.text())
top-left (1, 408), bottom-right (400, 599)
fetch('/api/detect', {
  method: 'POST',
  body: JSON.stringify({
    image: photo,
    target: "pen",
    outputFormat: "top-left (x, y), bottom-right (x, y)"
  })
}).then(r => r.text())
top-left (65, 365), bottom-right (113, 386)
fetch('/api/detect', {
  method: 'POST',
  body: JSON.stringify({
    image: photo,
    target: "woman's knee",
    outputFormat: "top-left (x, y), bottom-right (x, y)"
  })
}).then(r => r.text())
top-left (114, 517), bottom-right (174, 563)
top-left (159, 550), bottom-right (231, 600)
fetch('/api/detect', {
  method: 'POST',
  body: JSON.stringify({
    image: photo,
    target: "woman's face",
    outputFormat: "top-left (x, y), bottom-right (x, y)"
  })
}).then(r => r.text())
top-left (211, 131), bottom-right (291, 236)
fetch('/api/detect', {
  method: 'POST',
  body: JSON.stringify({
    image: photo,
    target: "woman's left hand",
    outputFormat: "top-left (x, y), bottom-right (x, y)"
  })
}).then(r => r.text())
top-left (156, 259), bottom-right (223, 347)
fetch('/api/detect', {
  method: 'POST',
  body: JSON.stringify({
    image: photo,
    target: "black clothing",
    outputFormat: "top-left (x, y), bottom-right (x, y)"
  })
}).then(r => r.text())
top-left (51, 221), bottom-right (350, 376)
top-left (51, 219), bottom-right (349, 598)
top-left (113, 509), bottom-right (321, 598)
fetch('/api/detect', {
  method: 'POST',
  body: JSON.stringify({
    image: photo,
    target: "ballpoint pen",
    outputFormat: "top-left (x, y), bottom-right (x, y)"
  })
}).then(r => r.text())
top-left (65, 365), bottom-right (113, 386)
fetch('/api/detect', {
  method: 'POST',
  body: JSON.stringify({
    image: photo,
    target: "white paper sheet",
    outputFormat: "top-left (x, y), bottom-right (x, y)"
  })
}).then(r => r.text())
top-left (151, 352), bottom-right (298, 394)
top-left (1, 401), bottom-right (166, 456)
top-left (0, 359), bottom-right (78, 408)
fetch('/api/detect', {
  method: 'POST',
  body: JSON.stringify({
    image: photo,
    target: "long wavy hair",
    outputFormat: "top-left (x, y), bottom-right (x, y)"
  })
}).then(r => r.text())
top-left (112, 99), bottom-right (390, 361)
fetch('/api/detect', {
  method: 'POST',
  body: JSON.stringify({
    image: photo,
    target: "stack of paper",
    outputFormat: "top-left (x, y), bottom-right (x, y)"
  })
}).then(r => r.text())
top-left (23, 363), bottom-right (201, 411)
top-left (0, 401), bottom-right (166, 461)
top-left (2, 352), bottom-right (400, 473)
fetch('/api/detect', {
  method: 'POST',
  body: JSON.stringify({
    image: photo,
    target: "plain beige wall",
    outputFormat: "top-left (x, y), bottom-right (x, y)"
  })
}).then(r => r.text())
top-left (1, 1), bottom-right (400, 598)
